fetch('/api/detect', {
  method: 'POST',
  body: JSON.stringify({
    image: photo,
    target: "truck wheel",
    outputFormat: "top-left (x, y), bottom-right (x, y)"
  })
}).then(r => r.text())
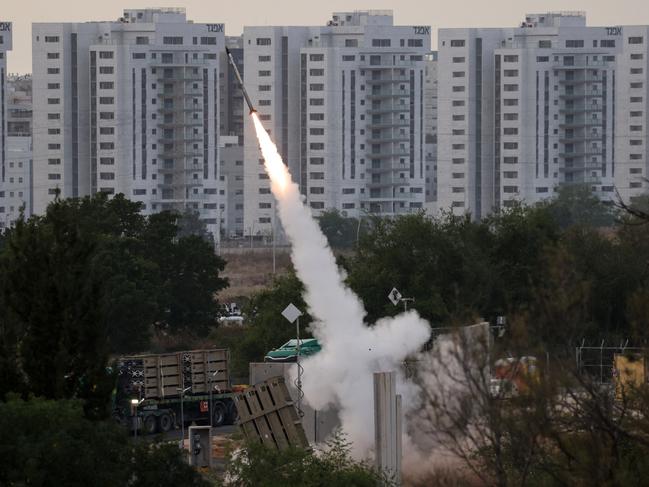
top-left (143, 414), bottom-right (157, 435)
top-left (212, 402), bottom-right (227, 427)
top-left (158, 413), bottom-right (173, 433)
top-left (226, 403), bottom-right (239, 424)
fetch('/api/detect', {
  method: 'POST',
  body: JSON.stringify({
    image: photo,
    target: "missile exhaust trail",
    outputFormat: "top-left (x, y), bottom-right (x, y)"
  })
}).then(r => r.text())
top-left (225, 47), bottom-right (256, 114)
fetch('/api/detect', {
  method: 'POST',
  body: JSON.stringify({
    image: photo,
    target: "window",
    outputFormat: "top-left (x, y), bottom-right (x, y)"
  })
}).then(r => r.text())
top-left (345, 39), bottom-right (358, 47)
top-left (452, 144), bottom-right (465, 150)
top-left (503, 128), bottom-right (518, 135)
top-left (504, 55), bottom-right (519, 63)
top-left (504, 142), bottom-right (518, 149)
top-left (452, 100), bottom-right (465, 107)
top-left (310, 83), bottom-right (324, 91)
top-left (452, 71), bottom-right (465, 78)
top-left (309, 98), bottom-right (324, 106)
top-left (630, 125), bottom-right (643, 132)
top-left (310, 68), bottom-right (324, 76)
top-left (452, 172), bottom-right (465, 179)
top-left (342, 55), bottom-right (355, 61)
top-left (452, 86), bottom-right (465, 92)
top-left (309, 54), bottom-right (324, 61)
top-left (452, 158), bottom-right (465, 164)
top-left (310, 187), bottom-right (325, 194)
top-left (47, 68), bottom-right (60, 74)
top-left (45, 36), bottom-right (60, 43)
top-left (537, 56), bottom-right (549, 62)
top-left (452, 57), bottom-right (465, 63)
top-left (503, 171), bottom-right (518, 178)
top-left (629, 36), bottom-right (644, 45)
top-left (200, 36), bottom-right (216, 45)
top-left (452, 115), bottom-right (465, 121)
top-left (601, 40), bottom-right (616, 48)
top-left (256, 38), bottom-right (271, 46)
top-left (342, 188), bottom-right (355, 194)
top-left (503, 113), bottom-right (518, 121)
top-left (99, 127), bottom-right (114, 135)
top-left (310, 157), bottom-right (324, 165)
top-left (258, 70), bottom-right (271, 77)
top-left (47, 98), bottom-right (60, 105)
top-left (503, 84), bottom-right (519, 92)
top-left (99, 142), bottom-right (114, 150)
top-left (631, 111), bottom-right (643, 117)
top-left (99, 97), bottom-right (114, 104)
top-left (630, 140), bottom-right (643, 146)
top-left (310, 143), bottom-right (324, 150)
top-left (258, 100), bottom-right (271, 106)
top-left (99, 66), bottom-right (114, 74)
top-left (136, 36), bottom-right (149, 45)
top-left (504, 69), bottom-right (519, 77)
top-left (310, 128), bottom-right (325, 135)
top-left (259, 114), bottom-right (271, 121)
top-left (99, 112), bottom-right (115, 120)
top-left (47, 83), bottom-right (60, 89)
top-left (100, 172), bottom-right (115, 180)
top-left (504, 157), bottom-right (518, 164)
top-left (631, 68), bottom-right (644, 74)
top-left (48, 173), bottom-right (61, 180)
top-left (631, 82), bottom-right (644, 89)
top-left (47, 52), bottom-right (60, 59)
top-left (48, 128), bottom-right (60, 135)
top-left (47, 113), bottom-right (60, 120)
top-left (310, 172), bottom-right (325, 179)
top-left (503, 99), bottom-right (519, 106)
top-left (259, 188), bottom-right (271, 194)
top-left (565, 40), bottom-right (584, 48)
top-left (503, 186), bottom-right (518, 193)
top-left (163, 36), bottom-right (183, 45)
top-left (372, 39), bottom-right (391, 47)
top-left (48, 158), bottom-right (61, 165)
top-left (259, 85), bottom-right (271, 91)
top-left (99, 51), bottom-right (114, 59)
top-left (132, 52), bottom-right (146, 59)
top-left (631, 53), bottom-right (644, 60)
top-left (538, 40), bottom-right (551, 48)
top-left (450, 39), bottom-right (465, 47)
top-left (407, 39), bottom-right (423, 47)
top-left (631, 96), bottom-right (643, 103)
top-left (48, 143), bottom-right (61, 150)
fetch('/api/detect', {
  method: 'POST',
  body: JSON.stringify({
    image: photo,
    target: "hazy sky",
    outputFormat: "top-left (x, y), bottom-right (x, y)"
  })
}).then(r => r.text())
top-left (3, 0), bottom-right (649, 74)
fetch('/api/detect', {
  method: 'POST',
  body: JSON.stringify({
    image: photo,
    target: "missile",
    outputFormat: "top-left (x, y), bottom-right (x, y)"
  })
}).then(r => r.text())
top-left (225, 47), bottom-right (256, 114)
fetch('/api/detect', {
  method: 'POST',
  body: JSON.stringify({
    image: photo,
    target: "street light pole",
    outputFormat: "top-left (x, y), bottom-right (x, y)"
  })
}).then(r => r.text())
top-left (130, 398), bottom-right (144, 440)
top-left (296, 315), bottom-right (302, 417)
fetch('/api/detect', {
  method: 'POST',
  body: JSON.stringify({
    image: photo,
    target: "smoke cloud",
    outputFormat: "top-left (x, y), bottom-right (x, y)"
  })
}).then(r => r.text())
top-left (252, 114), bottom-right (431, 457)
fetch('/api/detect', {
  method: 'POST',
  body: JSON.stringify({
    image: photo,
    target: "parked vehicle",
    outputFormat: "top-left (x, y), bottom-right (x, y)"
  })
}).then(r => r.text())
top-left (264, 338), bottom-right (321, 363)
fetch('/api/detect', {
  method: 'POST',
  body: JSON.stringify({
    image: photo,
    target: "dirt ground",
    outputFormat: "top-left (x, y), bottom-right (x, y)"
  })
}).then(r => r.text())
top-left (219, 248), bottom-right (292, 301)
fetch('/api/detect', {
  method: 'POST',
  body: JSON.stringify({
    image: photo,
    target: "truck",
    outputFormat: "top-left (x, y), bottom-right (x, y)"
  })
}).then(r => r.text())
top-left (112, 348), bottom-right (239, 435)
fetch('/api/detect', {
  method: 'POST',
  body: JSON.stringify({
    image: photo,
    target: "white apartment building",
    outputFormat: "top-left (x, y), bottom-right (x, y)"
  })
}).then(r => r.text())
top-left (0, 21), bottom-right (12, 200)
top-left (32, 9), bottom-right (225, 237)
top-left (3, 75), bottom-right (33, 226)
top-left (438, 12), bottom-right (649, 218)
top-left (243, 11), bottom-right (430, 236)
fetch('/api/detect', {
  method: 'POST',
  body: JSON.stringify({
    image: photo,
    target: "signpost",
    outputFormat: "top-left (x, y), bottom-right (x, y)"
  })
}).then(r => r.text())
top-left (388, 287), bottom-right (414, 312)
top-left (282, 303), bottom-right (304, 417)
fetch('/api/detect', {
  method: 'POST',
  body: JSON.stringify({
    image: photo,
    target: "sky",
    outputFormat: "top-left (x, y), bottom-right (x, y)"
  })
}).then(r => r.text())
top-left (3, 0), bottom-right (649, 74)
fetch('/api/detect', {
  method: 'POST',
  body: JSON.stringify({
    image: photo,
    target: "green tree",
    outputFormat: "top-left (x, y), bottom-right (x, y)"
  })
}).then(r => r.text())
top-left (317, 209), bottom-right (361, 249)
top-left (234, 272), bottom-right (312, 376)
top-left (0, 396), bottom-right (209, 487)
top-left (223, 432), bottom-right (388, 487)
top-left (543, 184), bottom-right (615, 229)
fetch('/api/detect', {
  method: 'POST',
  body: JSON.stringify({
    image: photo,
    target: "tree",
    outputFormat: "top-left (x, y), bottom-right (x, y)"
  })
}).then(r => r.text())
top-left (0, 193), bottom-right (229, 417)
top-left (317, 209), bottom-right (361, 249)
top-left (233, 272), bottom-right (312, 375)
top-left (223, 432), bottom-right (388, 487)
top-left (0, 396), bottom-right (209, 487)
top-left (543, 184), bottom-right (615, 229)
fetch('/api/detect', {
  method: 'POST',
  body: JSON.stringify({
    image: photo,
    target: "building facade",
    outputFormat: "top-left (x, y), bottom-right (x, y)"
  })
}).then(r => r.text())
top-left (437, 12), bottom-right (649, 218)
top-left (243, 11), bottom-right (430, 236)
top-left (32, 9), bottom-right (226, 238)
top-left (4, 75), bottom-right (33, 225)
top-left (0, 21), bottom-right (12, 205)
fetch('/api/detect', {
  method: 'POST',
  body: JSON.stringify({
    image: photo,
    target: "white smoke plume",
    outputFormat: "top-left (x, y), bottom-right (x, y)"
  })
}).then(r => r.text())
top-left (252, 114), bottom-right (431, 457)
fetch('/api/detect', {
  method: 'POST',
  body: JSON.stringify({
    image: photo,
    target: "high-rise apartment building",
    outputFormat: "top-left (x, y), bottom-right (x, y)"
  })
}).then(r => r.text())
top-left (243, 11), bottom-right (430, 236)
top-left (32, 9), bottom-right (225, 237)
top-left (437, 12), bottom-right (649, 218)
top-left (424, 51), bottom-right (438, 209)
top-left (4, 75), bottom-right (33, 225)
top-left (0, 21), bottom-right (12, 200)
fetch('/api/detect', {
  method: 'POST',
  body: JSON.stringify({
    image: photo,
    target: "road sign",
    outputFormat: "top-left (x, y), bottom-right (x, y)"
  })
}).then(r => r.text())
top-left (282, 303), bottom-right (303, 324)
top-left (388, 288), bottom-right (402, 306)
